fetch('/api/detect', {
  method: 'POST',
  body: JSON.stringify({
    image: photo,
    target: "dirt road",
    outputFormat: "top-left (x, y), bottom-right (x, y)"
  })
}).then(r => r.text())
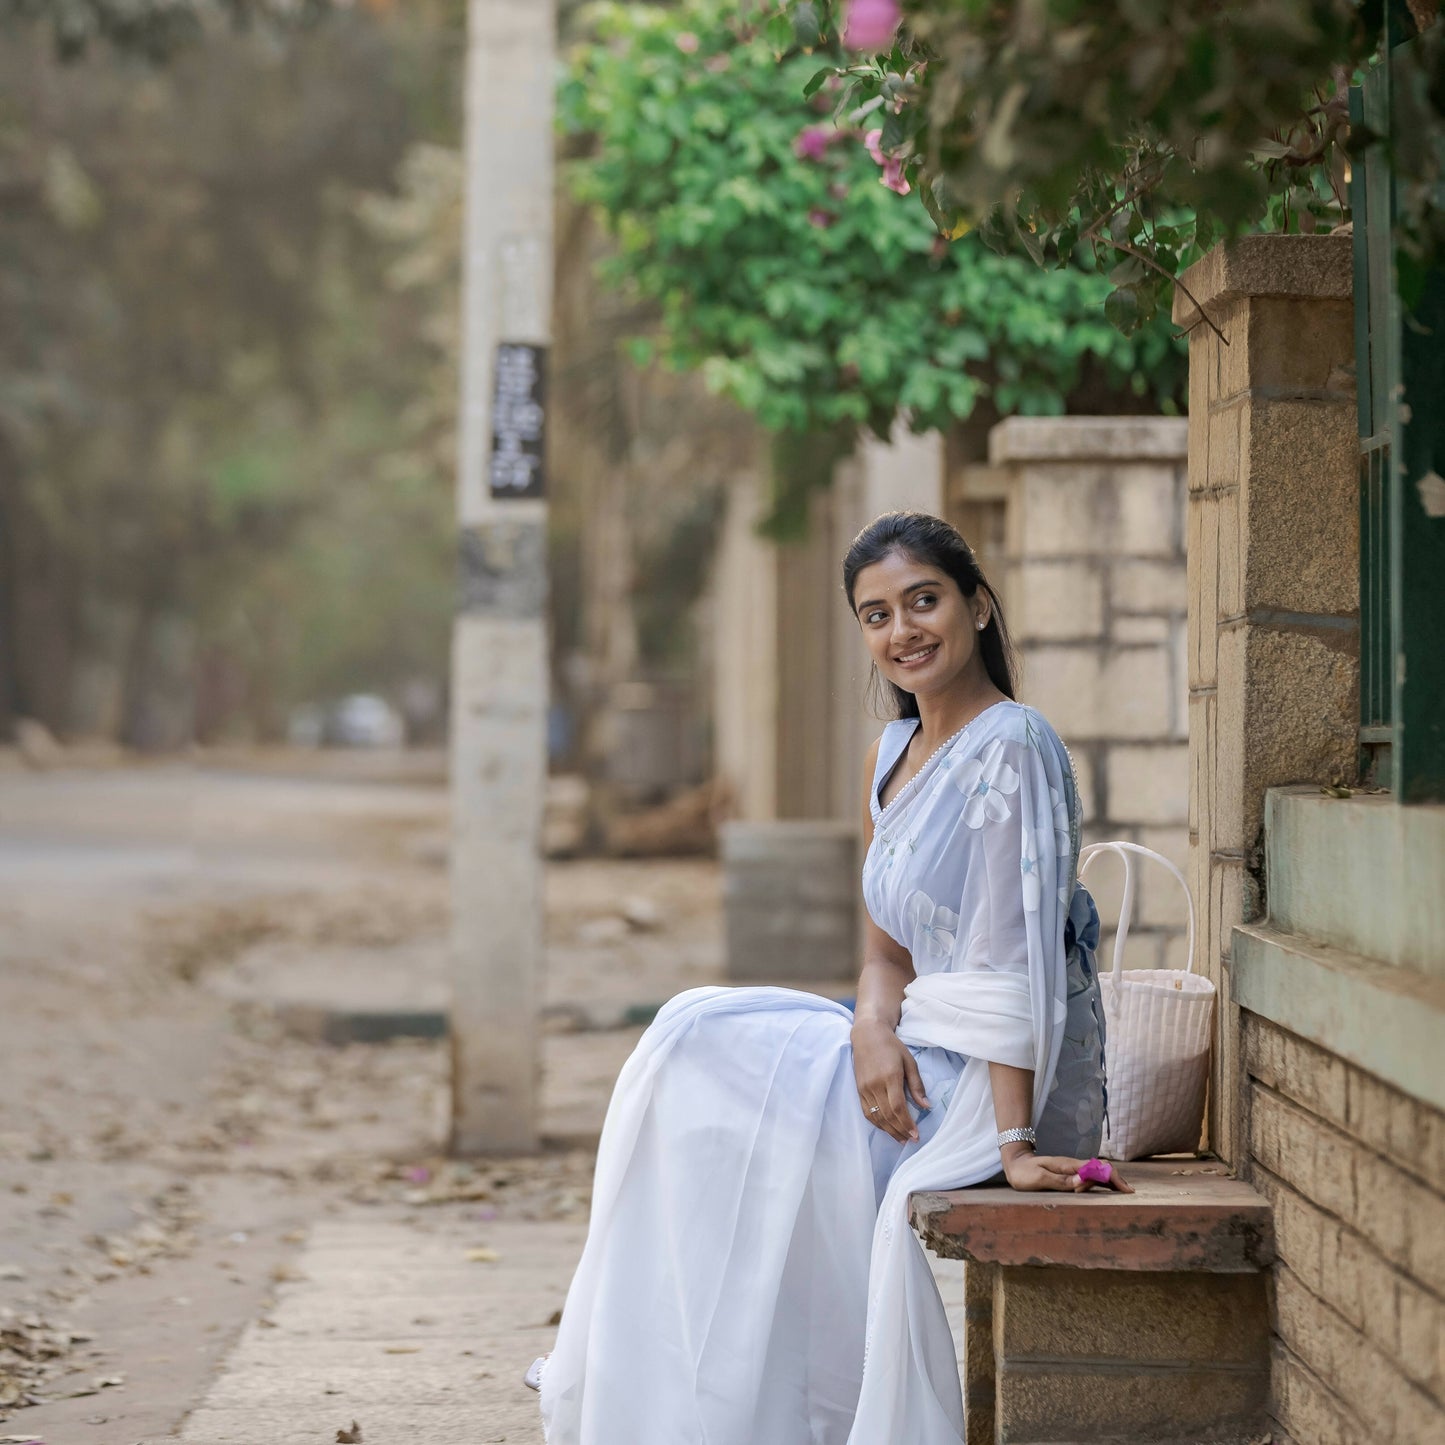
top-left (0, 753), bottom-right (722, 1443)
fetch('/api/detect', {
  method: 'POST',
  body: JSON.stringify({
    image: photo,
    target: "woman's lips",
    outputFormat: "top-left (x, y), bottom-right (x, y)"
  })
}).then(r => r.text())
top-left (893, 643), bottom-right (939, 670)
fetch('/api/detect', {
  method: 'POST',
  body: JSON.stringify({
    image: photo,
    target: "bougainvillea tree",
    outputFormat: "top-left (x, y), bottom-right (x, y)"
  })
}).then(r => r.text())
top-left (793, 0), bottom-right (1445, 330)
top-left (561, 0), bottom-right (1186, 530)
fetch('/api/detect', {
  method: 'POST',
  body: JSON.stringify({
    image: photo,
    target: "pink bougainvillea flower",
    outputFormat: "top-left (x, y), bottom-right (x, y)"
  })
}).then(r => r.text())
top-left (843, 0), bottom-right (901, 52)
top-left (864, 127), bottom-right (885, 166)
top-left (880, 156), bottom-right (911, 194)
top-left (807, 207), bottom-right (836, 229)
top-left (1077, 1157), bottom-right (1113, 1185)
top-left (403, 1165), bottom-right (432, 1184)
top-left (793, 125), bottom-right (831, 162)
top-left (674, 30), bottom-right (700, 54)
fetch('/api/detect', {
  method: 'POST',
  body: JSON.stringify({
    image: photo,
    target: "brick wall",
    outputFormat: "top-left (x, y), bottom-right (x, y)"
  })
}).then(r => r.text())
top-left (1174, 235), bottom-right (1359, 1163)
top-left (1177, 236), bottom-right (1444, 1443)
top-left (975, 417), bottom-right (1192, 972)
top-left (1243, 1015), bottom-right (1444, 1443)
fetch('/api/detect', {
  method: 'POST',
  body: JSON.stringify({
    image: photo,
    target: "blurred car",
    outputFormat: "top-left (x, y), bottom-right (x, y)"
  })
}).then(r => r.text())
top-left (322, 694), bottom-right (405, 748)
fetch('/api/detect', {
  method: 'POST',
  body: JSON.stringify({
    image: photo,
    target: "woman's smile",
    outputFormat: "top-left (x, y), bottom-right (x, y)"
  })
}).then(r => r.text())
top-left (893, 642), bottom-right (939, 670)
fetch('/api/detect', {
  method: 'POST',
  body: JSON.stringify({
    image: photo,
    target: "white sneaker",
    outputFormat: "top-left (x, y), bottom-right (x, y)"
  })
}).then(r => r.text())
top-left (523, 1354), bottom-right (549, 1392)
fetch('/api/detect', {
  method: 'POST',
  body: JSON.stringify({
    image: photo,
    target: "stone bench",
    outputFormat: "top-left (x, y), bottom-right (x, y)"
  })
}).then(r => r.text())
top-left (910, 1160), bottom-right (1275, 1444)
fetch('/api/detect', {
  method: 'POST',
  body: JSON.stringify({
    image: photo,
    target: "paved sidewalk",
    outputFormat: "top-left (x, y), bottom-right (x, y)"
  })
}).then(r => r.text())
top-left (179, 1213), bottom-right (584, 1444)
top-left (176, 1204), bottom-right (965, 1444)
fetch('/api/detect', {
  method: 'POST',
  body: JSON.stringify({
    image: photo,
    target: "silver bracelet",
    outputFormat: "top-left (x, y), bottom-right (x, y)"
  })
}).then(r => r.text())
top-left (997, 1126), bottom-right (1037, 1150)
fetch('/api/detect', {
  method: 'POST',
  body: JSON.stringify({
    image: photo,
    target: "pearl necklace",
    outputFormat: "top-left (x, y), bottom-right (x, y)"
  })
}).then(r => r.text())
top-left (876, 720), bottom-right (969, 830)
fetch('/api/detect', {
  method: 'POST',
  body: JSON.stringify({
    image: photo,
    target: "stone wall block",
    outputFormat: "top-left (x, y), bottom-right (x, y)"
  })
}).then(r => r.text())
top-left (1350, 1149), bottom-right (1415, 1275)
top-left (1187, 490), bottom-right (1221, 689)
top-left (1116, 463), bottom-right (1184, 556)
top-left (995, 1360), bottom-right (1268, 1444)
top-left (1019, 646), bottom-right (1102, 739)
top-left (1242, 399), bottom-right (1361, 616)
top-left (1187, 328), bottom-right (1216, 454)
top-left (1218, 482), bottom-right (1243, 622)
top-left (1159, 931), bottom-right (1194, 971)
top-left (1247, 295), bottom-right (1357, 393)
top-left (1396, 1275), bottom-right (1443, 1398)
top-left (1217, 300), bottom-right (1257, 400)
top-left (1272, 1339), bottom-right (1360, 1445)
top-left (1018, 466), bottom-right (1113, 556)
top-left (1113, 614), bottom-right (1170, 644)
top-left (1136, 824), bottom-right (1192, 929)
top-left (1105, 743), bottom-right (1189, 827)
top-left (1188, 689), bottom-right (1214, 840)
top-left (1103, 645), bottom-right (1175, 738)
top-left (1239, 627), bottom-right (1359, 842)
top-left (1403, 1171), bottom-right (1445, 1296)
top-left (1274, 1265), bottom-right (1404, 1439)
top-left (1023, 645), bottom-right (1173, 741)
top-left (1113, 557), bottom-right (1187, 614)
top-left (1007, 558), bottom-right (1104, 641)
top-left (996, 1266), bottom-right (1268, 1363)
top-left (1207, 400), bottom-right (1243, 492)
top-left (1213, 625), bottom-right (1247, 852)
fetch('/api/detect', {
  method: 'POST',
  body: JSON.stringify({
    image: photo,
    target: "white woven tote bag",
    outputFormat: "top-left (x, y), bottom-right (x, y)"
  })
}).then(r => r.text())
top-left (1079, 841), bottom-right (1213, 1161)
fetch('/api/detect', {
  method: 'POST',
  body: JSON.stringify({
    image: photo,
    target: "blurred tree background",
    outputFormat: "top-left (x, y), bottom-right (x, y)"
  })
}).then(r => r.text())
top-left (0, 0), bottom-right (466, 747)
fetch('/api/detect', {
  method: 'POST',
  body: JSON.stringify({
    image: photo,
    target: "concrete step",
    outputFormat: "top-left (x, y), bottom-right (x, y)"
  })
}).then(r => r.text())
top-left (1261, 785), bottom-right (1445, 976)
top-left (1232, 920), bottom-right (1445, 1113)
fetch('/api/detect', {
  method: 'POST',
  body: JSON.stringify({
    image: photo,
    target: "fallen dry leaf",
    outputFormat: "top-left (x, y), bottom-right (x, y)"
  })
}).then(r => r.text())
top-left (382, 1346), bottom-right (420, 1355)
top-left (336, 1422), bottom-right (363, 1444)
top-left (463, 1247), bottom-right (499, 1264)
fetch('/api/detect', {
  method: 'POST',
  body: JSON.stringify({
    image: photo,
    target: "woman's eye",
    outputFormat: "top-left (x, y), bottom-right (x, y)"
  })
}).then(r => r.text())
top-left (914, 593), bottom-right (935, 607)
top-left (866, 610), bottom-right (886, 625)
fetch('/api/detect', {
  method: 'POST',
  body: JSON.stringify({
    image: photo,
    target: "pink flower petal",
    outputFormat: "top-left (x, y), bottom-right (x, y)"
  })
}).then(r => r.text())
top-left (843, 0), bottom-right (901, 52)
top-left (1077, 1157), bottom-right (1113, 1185)
top-left (793, 125), bottom-right (831, 162)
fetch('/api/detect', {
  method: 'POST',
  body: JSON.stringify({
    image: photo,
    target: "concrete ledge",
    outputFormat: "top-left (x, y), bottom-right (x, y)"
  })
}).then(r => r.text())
top-left (1263, 785), bottom-right (1445, 979)
top-left (988, 415), bottom-right (1189, 465)
top-left (911, 1160), bottom-right (1274, 1272)
top-left (1232, 922), bottom-right (1445, 1113)
top-left (1173, 234), bottom-right (1353, 329)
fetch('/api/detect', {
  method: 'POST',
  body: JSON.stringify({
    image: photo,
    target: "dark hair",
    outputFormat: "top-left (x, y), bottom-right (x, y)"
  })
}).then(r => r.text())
top-left (842, 510), bottom-right (1019, 719)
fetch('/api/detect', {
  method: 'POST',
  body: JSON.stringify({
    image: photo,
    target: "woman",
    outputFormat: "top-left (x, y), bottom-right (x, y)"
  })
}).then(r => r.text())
top-left (536, 511), bottom-right (1130, 1445)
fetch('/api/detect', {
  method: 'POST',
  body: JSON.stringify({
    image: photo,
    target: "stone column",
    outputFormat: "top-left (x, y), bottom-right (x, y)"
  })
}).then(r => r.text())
top-left (986, 416), bottom-right (1191, 974)
top-left (1173, 235), bottom-right (1359, 1163)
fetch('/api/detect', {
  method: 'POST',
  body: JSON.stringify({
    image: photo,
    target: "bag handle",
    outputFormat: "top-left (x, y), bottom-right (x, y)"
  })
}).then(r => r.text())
top-left (1078, 841), bottom-right (1197, 983)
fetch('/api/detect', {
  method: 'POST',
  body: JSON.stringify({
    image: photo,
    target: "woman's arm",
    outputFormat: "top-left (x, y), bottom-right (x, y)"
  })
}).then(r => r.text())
top-left (852, 738), bottom-right (930, 1145)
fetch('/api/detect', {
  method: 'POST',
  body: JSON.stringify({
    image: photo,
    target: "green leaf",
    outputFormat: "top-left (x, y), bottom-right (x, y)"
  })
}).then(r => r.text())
top-left (803, 65), bottom-right (833, 99)
top-left (1104, 287), bottom-right (1140, 330)
top-left (792, 1), bottom-right (821, 51)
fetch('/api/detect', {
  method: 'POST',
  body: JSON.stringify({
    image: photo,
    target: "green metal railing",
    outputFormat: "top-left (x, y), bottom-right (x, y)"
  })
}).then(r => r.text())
top-left (1350, 13), bottom-right (1445, 802)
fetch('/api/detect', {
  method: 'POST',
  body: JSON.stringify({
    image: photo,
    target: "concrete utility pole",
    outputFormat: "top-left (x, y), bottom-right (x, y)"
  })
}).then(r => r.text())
top-left (448, 0), bottom-right (556, 1155)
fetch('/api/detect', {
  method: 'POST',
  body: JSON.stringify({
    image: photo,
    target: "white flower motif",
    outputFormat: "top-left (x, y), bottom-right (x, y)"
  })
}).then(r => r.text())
top-left (1020, 827), bottom-right (1043, 912)
top-left (1049, 784), bottom-right (1071, 858)
top-left (903, 889), bottom-right (958, 957)
top-left (953, 738), bottom-right (1020, 828)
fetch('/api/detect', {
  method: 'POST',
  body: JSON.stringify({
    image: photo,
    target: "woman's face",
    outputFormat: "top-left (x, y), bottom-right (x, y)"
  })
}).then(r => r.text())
top-left (852, 548), bottom-right (987, 700)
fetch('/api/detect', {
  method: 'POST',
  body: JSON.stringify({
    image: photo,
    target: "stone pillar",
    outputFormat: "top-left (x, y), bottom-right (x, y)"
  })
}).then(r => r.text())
top-left (713, 471), bottom-right (780, 823)
top-left (448, 0), bottom-right (555, 1155)
top-left (713, 427), bottom-right (946, 981)
top-left (720, 820), bottom-right (859, 983)
top-left (987, 416), bottom-right (1191, 973)
top-left (1173, 235), bottom-right (1359, 1164)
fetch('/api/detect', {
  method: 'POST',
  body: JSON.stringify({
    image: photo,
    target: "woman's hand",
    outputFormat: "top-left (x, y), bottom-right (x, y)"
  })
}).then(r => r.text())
top-left (1002, 1151), bottom-right (1135, 1193)
top-left (851, 1018), bottom-right (930, 1144)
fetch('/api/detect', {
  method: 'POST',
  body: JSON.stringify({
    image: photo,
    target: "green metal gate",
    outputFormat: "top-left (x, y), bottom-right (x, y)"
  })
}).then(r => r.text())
top-left (1350, 11), bottom-right (1445, 802)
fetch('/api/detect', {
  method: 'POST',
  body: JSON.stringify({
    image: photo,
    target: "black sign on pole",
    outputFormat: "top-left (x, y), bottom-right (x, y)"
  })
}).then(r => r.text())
top-left (488, 342), bottom-right (547, 501)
